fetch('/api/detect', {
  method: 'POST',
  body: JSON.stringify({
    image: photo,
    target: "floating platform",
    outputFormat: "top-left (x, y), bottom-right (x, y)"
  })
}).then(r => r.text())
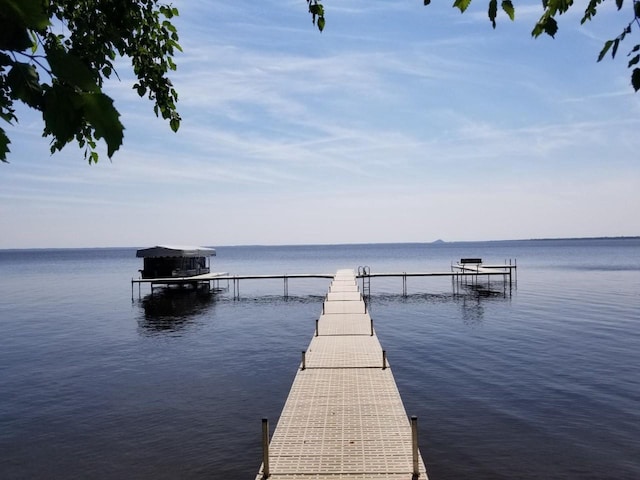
top-left (130, 272), bottom-right (229, 297)
top-left (256, 269), bottom-right (428, 479)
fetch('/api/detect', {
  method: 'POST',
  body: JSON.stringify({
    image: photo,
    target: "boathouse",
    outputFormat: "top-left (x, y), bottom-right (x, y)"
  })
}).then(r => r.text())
top-left (136, 245), bottom-right (215, 279)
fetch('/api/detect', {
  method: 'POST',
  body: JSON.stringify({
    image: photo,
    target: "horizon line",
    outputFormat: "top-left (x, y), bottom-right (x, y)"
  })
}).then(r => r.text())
top-left (1, 235), bottom-right (639, 251)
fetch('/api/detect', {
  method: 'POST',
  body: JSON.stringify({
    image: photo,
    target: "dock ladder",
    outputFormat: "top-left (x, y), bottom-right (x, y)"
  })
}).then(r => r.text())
top-left (358, 265), bottom-right (371, 305)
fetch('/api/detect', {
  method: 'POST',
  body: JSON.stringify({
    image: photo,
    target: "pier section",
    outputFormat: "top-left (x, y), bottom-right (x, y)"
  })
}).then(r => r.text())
top-left (256, 269), bottom-right (428, 479)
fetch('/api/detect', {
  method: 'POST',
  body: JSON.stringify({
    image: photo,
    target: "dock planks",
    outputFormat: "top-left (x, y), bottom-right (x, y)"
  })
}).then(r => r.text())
top-left (256, 269), bottom-right (428, 479)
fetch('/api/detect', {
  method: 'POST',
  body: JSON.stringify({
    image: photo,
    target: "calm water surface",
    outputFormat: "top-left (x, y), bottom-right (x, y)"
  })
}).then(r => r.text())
top-left (1, 239), bottom-right (639, 479)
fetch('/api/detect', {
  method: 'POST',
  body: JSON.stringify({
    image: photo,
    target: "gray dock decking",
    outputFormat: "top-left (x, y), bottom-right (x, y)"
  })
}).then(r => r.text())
top-left (256, 269), bottom-right (428, 479)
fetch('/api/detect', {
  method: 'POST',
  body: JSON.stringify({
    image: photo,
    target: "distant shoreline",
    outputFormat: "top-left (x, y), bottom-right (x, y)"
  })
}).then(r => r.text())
top-left (1, 236), bottom-right (639, 251)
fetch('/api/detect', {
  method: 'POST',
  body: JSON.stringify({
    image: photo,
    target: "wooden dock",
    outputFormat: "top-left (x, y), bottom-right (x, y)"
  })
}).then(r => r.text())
top-left (256, 269), bottom-right (428, 480)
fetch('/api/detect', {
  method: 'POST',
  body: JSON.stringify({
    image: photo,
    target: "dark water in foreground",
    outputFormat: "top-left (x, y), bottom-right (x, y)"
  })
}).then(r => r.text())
top-left (1, 239), bottom-right (639, 479)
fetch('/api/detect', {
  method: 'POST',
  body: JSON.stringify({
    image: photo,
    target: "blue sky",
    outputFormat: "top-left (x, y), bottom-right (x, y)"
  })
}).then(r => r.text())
top-left (1, 0), bottom-right (639, 248)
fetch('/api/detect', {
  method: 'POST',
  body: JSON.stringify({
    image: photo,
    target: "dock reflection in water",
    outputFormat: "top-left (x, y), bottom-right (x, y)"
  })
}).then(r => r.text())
top-left (136, 288), bottom-right (217, 334)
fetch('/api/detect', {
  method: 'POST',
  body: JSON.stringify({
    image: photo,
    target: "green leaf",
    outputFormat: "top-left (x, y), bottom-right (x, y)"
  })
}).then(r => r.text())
top-left (544, 0), bottom-right (573, 16)
top-left (0, 23), bottom-right (32, 51)
top-left (453, 0), bottom-right (472, 13)
top-left (631, 68), bottom-right (640, 91)
top-left (42, 84), bottom-right (83, 146)
top-left (0, 109), bottom-right (17, 123)
top-left (7, 62), bottom-right (43, 108)
top-left (628, 55), bottom-right (639, 68)
top-left (30, 30), bottom-right (38, 53)
top-left (159, 6), bottom-right (174, 19)
top-left (502, 0), bottom-right (515, 20)
top-left (615, 0), bottom-right (623, 9)
top-left (611, 38), bottom-right (620, 59)
top-left (0, 0), bottom-right (50, 30)
top-left (532, 19), bottom-right (544, 37)
top-left (135, 83), bottom-right (147, 97)
top-left (46, 46), bottom-right (100, 93)
top-left (424, 0), bottom-right (431, 4)
top-left (80, 92), bottom-right (124, 158)
top-left (317, 16), bottom-right (325, 32)
top-left (309, 4), bottom-right (324, 16)
top-left (542, 16), bottom-right (558, 37)
top-left (0, 127), bottom-right (10, 162)
top-left (489, 0), bottom-right (498, 28)
top-left (597, 40), bottom-right (613, 62)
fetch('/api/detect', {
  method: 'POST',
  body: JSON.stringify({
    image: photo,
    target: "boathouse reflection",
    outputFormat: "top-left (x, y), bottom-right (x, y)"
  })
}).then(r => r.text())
top-left (137, 288), bottom-right (215, 333)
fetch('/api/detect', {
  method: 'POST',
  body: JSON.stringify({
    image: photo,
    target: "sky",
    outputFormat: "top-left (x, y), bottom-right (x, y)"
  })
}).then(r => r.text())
top-left (1, 0), bottom-right (639, 248)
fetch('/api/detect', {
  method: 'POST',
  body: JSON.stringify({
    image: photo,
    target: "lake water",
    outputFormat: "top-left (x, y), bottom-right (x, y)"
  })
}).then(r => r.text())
top-left (1, 239), bottom-right (638, 479)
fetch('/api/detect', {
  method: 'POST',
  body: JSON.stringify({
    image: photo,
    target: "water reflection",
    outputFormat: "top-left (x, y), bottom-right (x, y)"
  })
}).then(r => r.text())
top-left (136, 287), bottom-right (217, 334)
top-left (459, 294), bottom-right (485, 325)
top-left (458, 284), bottom-right (511, 325)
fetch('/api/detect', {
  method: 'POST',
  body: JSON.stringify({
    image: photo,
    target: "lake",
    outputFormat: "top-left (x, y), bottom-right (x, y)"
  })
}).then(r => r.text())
top-left (1, 238), bottom-right (638, 479)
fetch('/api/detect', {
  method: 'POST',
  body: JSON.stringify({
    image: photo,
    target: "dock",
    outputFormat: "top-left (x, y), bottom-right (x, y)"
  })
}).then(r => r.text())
top-left (132, 259), bottom-right (516, 299)
top-left (256, 269), bottom-right (428, 479)
top-left (131, 272), bottom-right (229, 297)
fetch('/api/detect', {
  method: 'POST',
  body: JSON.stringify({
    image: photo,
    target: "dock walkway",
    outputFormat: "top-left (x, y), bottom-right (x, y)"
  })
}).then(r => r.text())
top-left (256, 269), bottom-right (428, 479)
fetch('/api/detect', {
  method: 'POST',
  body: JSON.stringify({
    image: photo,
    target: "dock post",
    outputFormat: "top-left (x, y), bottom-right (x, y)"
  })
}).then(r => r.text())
top-left (411, 416), bottom-right (419, 477)
top-left (370, 317), bottom-right (374, 336)
top-left (315, 319), bottom-right (319, 337)
top-left (261, 418), bottom-right (270, 479)
top-left (301, 351), bottom-right (306, 370)
top-left (382, 350), bottom-right (387, 370)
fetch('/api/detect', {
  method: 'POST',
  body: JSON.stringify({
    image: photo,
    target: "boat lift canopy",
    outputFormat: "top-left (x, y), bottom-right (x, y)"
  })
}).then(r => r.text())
top-left (136, 245), bottom-right (216, 258)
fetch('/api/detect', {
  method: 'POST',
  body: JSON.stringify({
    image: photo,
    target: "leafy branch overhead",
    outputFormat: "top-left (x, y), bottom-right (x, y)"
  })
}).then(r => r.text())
top-left (443, 0), bottom-right (640, 90)
top-left (0, 0), bottom-right (182, 163)
top-left (1, 1), bottom-right (637, 165)
top-left (318, 0), bottom-right (640, 92)
top-left (307, 0), bottom-right (326, 32)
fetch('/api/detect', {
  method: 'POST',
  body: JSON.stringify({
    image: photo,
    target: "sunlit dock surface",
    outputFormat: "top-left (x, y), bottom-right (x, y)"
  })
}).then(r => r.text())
top-left (256, 269), bottom-right (428, 480)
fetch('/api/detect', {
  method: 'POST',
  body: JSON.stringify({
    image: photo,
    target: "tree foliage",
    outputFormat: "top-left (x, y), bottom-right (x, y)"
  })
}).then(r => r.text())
top-left (310, 0), bottom-right (640, 92)
top-left (439, 0), bottom-right (640, 91)
top-left (307, 0), bottom-right (326, 32)
top-left (2, 1), bottom-right (637, 164)
top-left (0, 0), bottom-right (181, 163)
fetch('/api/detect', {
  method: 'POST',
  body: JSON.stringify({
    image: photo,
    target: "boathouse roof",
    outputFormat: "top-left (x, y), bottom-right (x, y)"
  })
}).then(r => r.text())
top-left (135, 245), bottom-right (216, 258)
